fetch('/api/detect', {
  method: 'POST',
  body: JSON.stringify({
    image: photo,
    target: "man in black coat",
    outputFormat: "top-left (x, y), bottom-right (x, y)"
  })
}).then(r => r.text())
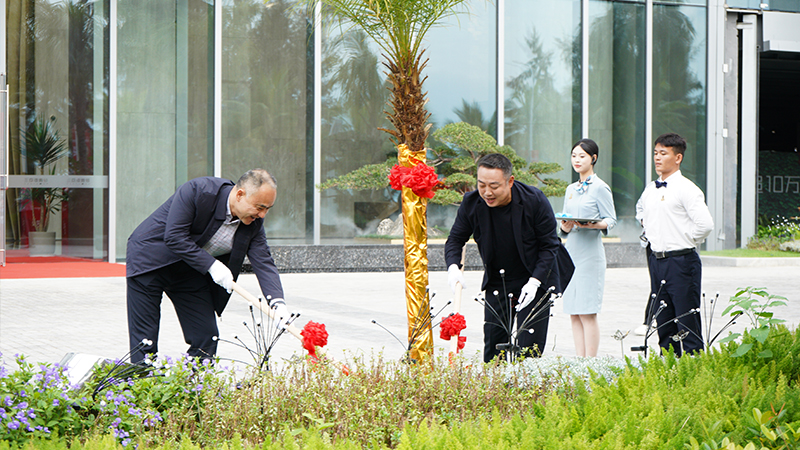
top-left (445, 154), bottom-right (573, 362)
top-left (126, 169), bottom-right (287, 363)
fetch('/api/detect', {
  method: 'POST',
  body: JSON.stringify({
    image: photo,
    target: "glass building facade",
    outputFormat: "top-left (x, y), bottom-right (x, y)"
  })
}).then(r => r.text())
top-left (9, 0), bottom-right (795, 263)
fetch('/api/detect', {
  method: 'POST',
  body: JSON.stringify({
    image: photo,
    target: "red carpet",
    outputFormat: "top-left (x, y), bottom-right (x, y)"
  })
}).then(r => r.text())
top-left (0, 255), bottom-right (125, 279)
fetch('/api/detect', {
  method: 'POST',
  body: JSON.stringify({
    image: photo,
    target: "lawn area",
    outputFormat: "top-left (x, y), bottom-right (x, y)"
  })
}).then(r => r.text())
top-left (702, 248), bottom-right (800, 257)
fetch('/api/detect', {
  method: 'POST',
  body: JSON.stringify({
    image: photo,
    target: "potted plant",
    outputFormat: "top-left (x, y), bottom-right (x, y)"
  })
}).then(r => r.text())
top-left (21, 116), bottom-right (69, 256)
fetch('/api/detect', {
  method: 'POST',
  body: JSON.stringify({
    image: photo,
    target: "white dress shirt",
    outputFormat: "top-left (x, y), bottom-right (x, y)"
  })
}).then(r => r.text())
top-left (635, 170), bottom-right (713, 252)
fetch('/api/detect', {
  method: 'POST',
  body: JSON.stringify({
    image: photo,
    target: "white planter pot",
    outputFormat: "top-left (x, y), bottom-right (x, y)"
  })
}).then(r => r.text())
top-left (29, 231), bottom-right (57, 256)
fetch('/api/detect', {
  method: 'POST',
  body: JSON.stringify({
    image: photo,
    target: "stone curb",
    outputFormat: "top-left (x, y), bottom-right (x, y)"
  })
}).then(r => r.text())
top-left (700, 255), bottom-right (800, 267)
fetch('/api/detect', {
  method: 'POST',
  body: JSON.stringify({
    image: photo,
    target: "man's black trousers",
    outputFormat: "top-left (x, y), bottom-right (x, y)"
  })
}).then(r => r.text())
top-left (127, 261), bottom-right (219, 363)
top-left (483, 277), bottom-right (550, 363)
top-left (648, 250), bottom-right (703, 356)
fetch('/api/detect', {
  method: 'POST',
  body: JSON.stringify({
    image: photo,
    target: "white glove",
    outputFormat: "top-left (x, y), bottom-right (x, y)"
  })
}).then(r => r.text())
top-left (447, 264), bottom-right (466, 293)
top-left (515, 277), bottom-right (541, 311)
top-left (208, 260), bottom-right (233, 293)
top-left (271, 302), bottom-right (289, 330)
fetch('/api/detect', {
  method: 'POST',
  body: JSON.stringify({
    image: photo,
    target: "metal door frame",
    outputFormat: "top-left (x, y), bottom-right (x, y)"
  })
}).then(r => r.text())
top-left (1, 0), bottom-right (8, 266)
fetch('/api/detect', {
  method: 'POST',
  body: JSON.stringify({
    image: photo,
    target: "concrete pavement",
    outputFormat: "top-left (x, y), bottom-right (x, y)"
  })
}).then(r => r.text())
top-left (1, 262), bottom-right (798, 368)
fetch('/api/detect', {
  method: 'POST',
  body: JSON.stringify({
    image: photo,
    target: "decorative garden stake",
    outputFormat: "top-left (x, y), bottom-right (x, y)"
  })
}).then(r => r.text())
top-left (474, 268), bottom-right (558, 362)
top-left (612, 329), bottom-right (629, 358)
top-left (372, 288), bottom-right (452, 362)
top-left (214, 299), bottom-right (301, 369)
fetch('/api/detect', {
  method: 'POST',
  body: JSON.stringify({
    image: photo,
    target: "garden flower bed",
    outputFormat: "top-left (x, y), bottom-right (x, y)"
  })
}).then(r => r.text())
top-left (2, 322), bottom-right (799, 449)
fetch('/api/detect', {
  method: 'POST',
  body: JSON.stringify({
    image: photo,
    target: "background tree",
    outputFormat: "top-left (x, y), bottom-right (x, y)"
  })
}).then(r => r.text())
top-left (320, 121), bottom-right (567, 206)
top-left (306, 0), bottom-right (473, 362)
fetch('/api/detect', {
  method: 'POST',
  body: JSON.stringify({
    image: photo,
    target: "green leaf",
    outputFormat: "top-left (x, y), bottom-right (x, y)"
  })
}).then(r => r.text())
top-left (749, 326), bottom-right (770, 343)
top-left (720, 304), bottom-right (738, 317)
top-left (757, 349), bottom-right (773, 358)
top-left (732, 342), bottom-right (753, 357)
top-left (717, 333), bottom-right (740, 344)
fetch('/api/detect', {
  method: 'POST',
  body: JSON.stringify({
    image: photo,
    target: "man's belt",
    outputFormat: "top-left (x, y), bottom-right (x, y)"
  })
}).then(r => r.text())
top-left (652, 248), bottom-right (695, 259)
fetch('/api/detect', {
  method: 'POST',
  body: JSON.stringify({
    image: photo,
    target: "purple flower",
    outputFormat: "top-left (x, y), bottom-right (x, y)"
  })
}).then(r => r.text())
top-left (7, 420), bottom-right (20, 430)
top-left (52, 399), bottom-right (60, 406)
top-left (16, 402), bottom-right (28, 410)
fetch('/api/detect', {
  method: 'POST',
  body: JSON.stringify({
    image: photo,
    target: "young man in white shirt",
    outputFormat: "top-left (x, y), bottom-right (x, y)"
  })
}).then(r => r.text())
top-left (635, 133), bottom-right (714, 356)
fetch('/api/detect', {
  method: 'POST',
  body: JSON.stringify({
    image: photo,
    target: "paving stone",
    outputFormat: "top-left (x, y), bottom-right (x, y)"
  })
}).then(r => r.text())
top-left (1, 265), bottom-right (797, 367)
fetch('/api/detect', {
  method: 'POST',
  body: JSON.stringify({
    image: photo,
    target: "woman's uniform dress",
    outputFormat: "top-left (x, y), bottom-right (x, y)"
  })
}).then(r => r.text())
top-left (558, 175), bottom-right (617, 315)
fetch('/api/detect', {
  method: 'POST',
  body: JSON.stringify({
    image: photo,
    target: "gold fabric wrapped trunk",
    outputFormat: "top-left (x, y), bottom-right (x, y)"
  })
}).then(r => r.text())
top-left (398, 144), bottom-right (432, 362)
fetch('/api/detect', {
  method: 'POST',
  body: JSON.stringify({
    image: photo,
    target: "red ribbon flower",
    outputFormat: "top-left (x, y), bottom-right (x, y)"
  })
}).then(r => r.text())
top-left (440, 312), bottom-right (467, 350)
top-left (388, 160), bottom-right (441, 199)
top-left (301, 321), bottom-right (328, 359)
top-left (389, 165), bottom-right (410, 191)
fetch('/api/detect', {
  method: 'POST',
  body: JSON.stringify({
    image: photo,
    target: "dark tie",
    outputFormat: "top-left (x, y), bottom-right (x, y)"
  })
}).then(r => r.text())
top-left (655, 180), bottom-right (667, 189)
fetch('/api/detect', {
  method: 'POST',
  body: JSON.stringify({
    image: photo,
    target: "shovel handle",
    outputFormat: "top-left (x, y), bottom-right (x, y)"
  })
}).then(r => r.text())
top-left (449, 246), bottom-right (467, 354)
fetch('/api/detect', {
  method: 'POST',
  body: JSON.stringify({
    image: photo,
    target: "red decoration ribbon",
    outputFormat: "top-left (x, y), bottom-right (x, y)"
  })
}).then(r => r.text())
top-left (440, 313), bottom-right (467, 352)
top-left (301, 321), bottom-right (328, 358)
top-left (389, 160), bottom-right (441, 199)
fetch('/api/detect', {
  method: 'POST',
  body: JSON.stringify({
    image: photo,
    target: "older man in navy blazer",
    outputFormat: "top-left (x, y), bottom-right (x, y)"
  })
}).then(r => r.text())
top-left (445, 154), bottom-right (573, 362)
top-left (126, 169), bottom-right (287, 363)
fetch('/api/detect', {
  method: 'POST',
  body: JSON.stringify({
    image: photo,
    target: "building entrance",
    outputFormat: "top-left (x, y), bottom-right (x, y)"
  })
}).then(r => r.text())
top-left (1, 0), bottom-right (110, 265)
top-left (757, 47), bottom-right (800, 223)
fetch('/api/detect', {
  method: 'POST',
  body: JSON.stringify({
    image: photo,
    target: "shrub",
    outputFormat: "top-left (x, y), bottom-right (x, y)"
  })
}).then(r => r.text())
top-left (0, 353), bottom-right (90, 444)
top-left (748, 215), bottom-right (800, 250)
top-left (2, 316), bottom-right (798, 449)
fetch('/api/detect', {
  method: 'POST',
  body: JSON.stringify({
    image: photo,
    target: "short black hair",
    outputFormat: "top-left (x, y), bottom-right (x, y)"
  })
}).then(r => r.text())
top-left (477, 153), bottom-right (513, 179)
top-left (236, 169), bottom-right (277, 195)
top-left (654, 133), bottom-right (687, 156)
top-left (572, 138), bottom-right (599, 165)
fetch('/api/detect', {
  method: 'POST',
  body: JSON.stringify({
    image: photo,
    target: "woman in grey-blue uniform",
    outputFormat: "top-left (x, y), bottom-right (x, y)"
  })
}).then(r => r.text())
top-left (557, 139), bottom-right (617, 357)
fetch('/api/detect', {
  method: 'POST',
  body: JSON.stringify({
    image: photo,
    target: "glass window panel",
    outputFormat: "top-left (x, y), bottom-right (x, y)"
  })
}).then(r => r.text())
top-left (505, 0), bottom-right (582, 213)
top-left (764, 0), bottom-right (800, 12)
top-left (182, 1), bottom-right (213, 182)
top-left (425, 3), bottom-right (497, 136)
top-left (652, 4), bottom-right (707, 191)
top-left (721, 0), bottom-right (761, 8)
top-left (319, 6), bottom-right (495, 240)
top-left (116, 1), bottom-right (179, 259)
top-left (221, 0), bottom-right (311, 241)
top-left (654, 0), bottom-right (707, 6)
top-left (425, 4), bottom-right (496, 232)
top-left (588, 0), bottom-right (647, 241)
top-left (7, 0), bottom-right (109, 259)
top-left (319, 24), bottom-right (394, 241)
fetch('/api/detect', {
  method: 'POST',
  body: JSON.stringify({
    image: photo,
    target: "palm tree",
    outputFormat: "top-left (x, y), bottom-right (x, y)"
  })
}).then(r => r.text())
top-left (306, 0), bottom-right (472, 362)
